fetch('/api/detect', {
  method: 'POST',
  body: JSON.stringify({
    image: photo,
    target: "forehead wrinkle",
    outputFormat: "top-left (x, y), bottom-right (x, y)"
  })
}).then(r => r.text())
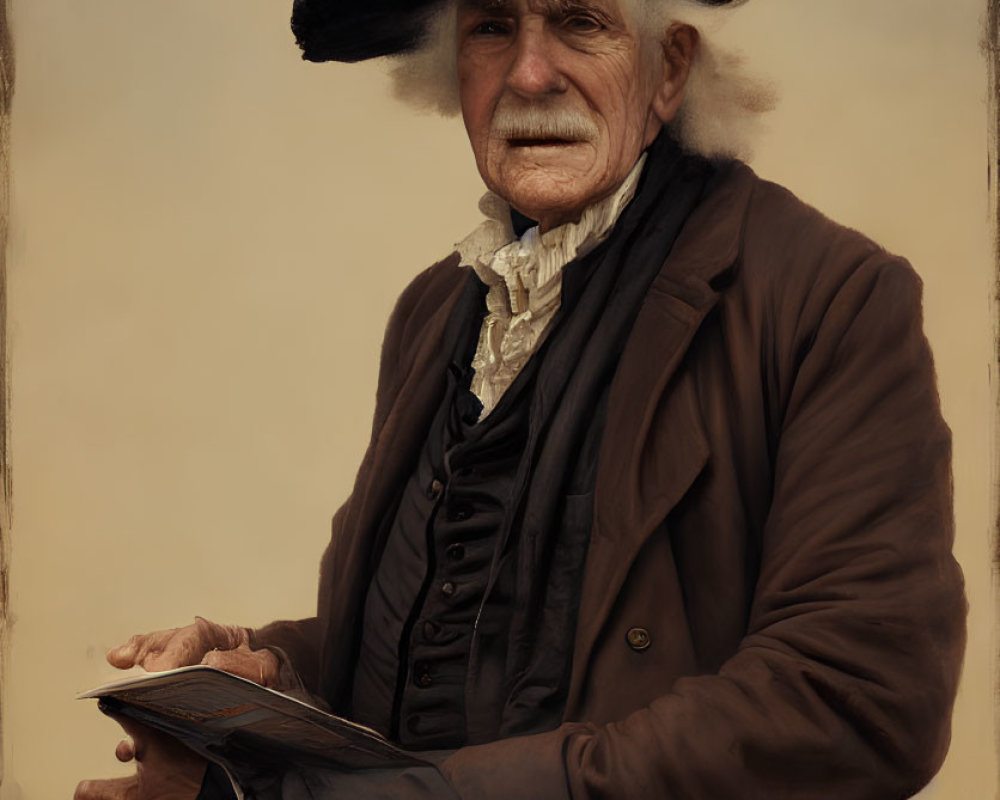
top-left (459, 0), bottom-right (625, 17)
top-left (458, 0), bottom-right (513, 13)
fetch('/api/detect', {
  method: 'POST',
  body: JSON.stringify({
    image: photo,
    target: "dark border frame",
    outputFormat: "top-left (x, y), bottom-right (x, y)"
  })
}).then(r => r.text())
top-left (0, 0), bottom-right (996, 792)
top-left (0, 0), bottom-right (13, 783)
top-left (988, 0), bottom-right (1000, 793)
top-left (991, 1), bottom-right (999, 260)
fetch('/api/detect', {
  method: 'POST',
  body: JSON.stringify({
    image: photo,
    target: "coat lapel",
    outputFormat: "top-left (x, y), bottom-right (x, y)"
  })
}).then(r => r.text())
top-left (567, 164), bottom-right (756, 712)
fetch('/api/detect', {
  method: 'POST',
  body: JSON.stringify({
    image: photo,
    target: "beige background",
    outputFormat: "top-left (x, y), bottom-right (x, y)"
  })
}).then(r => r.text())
top-left (2, 0), bottom-right (995, 797)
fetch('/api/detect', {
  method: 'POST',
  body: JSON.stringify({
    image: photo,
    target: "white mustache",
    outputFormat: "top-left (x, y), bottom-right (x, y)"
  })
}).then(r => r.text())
top-left (491, 105), bottom-right (599, 142)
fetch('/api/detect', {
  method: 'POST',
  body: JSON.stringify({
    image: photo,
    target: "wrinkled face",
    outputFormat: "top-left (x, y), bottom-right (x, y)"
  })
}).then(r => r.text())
top-left (456, 0), bottom-right (666, 231)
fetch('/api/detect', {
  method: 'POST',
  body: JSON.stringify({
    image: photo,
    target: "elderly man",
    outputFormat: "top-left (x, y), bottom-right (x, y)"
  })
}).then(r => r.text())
top-left (77, 0), bottom-right (966, 798)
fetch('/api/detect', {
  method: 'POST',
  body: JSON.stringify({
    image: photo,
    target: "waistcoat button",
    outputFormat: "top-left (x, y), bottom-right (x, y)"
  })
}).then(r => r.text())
top-left (446, 543), bottom-right (466, 562)
top-left (626, 627), bottom-right (651, 652)
top-left (413, 662), bottom-right (432, 688)
top-left (440, 581), bottom-right (457, 597)
top-left (422, 620), bottom-right (440, 641)
top-left (447, 504), bottom-right (473, 522)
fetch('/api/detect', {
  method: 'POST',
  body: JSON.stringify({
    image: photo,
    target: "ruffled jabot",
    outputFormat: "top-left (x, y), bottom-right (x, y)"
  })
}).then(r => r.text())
top-left (455, 156), bottom-right (646, 419)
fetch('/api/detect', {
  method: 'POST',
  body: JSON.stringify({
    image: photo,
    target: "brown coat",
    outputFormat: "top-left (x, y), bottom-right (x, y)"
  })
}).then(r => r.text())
top-left (254, 163), bottom-right (966, 800)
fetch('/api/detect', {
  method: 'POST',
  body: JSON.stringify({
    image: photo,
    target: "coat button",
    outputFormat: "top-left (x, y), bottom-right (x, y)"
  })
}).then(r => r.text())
top-left (427, 479), bottom-right (444, 500)
top-left (626, 627), bottom-right (651, 652)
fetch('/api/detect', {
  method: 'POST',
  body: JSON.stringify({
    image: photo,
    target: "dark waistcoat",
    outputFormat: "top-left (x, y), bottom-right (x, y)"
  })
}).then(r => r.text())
top-left (351, 345), bottom-right (537, 749)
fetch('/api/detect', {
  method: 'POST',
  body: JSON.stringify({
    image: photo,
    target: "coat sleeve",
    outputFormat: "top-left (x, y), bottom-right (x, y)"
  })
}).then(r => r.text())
top-left (429, 255), bottom-right (966, 800)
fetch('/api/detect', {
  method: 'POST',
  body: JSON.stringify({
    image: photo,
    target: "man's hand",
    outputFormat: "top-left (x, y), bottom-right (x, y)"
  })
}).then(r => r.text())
top-left (74, 716), bottom-right (207, 800)
top-left (107, 616), bottom-right (283, 688)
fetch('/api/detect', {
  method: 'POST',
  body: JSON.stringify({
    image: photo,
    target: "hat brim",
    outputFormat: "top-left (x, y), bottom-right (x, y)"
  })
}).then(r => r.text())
top-left (292, 0), bottom-right (445, 63)
top-left (292, 0), bottom-right (740, 63)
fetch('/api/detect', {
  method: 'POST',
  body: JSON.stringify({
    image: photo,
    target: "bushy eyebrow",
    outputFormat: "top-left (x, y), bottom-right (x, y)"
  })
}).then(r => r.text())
top-left (542, 0), bottom-right (617, 18)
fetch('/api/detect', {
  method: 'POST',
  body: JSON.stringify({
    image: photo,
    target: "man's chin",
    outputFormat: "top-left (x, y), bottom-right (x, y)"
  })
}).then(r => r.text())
top-left (497, 182), bottom-right (591, 231)
top-left (488, 154), bottom-right (613, 228)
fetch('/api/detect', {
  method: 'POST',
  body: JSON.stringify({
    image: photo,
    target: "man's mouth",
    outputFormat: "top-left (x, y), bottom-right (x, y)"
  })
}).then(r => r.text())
top-left (507, 137), bottom-right (579, 148)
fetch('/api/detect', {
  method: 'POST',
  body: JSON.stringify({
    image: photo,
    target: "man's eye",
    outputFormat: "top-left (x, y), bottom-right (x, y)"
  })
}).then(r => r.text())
top-left (563, 14), bottom-right (604, 33)
top-left (472, 19), bottom-right (512, 36)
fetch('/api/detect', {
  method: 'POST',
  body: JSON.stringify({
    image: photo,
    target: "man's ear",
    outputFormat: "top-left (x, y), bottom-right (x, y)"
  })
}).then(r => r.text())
top-left (651, 23), bottom-right (699, 125)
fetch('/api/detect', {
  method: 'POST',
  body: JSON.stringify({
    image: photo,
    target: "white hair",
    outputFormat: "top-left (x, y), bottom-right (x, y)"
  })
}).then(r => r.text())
top-left (386, 0), bottom-right (777, 160)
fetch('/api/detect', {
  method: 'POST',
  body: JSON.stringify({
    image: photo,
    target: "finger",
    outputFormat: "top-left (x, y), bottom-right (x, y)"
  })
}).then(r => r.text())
top-left (115, 738), bottom-right (136, 763)
top-left (134, 628), bottom-right (203, 672)
top-left (106, 633), bottom-right (144, 669)
top-left (107, 628), bottom-right (176, 670)
top-left (102, 714), bottom-right (164, 762)
top-left (108, 620), bottom-right (248, 673)
top-left (201, 647), bottom-right (279, 687)
top-left (140, 620), bottom-right (243, 671)
top-left (140, 644), bottom-right (200, 672)
top-left (74, 776), bottom-right (137, 800)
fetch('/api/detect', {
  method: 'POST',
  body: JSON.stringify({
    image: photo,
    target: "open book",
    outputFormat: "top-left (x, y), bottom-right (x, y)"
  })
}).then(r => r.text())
top-left (80, 666), bottom-right (426, 791)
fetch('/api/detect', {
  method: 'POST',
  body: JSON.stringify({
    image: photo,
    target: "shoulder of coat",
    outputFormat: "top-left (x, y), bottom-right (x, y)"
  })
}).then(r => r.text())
top-left (722, 166), bottom-right (913, 306)
top-left (387, 251), bottom-right (466, 334)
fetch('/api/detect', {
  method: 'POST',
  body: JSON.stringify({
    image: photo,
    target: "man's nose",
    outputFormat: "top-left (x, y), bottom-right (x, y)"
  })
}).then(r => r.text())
top-left (505, 27), bottom-right (566, 97)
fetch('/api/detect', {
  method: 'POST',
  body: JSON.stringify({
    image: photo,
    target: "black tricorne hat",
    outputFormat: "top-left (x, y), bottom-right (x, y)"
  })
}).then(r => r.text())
top-left (292, 0), bottom-right (740, 63)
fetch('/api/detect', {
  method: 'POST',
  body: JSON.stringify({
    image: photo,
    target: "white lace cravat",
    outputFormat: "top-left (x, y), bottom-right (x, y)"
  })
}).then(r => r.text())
top-left (455, 156), bottom-right (646, 420)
